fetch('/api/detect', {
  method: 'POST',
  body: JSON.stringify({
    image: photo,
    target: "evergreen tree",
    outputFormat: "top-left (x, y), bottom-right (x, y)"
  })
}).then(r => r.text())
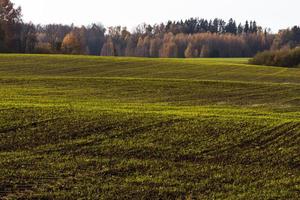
top-left (252, 21), bottom-right (258, 33)
top-left (225, 18), bottom-right (237, 34)
top-left (86, 24), bottom-right (105, 55)
top-left (249, 21), bottom-right (253, 33)
top-left (244, 21), bottom-right (250, 33)
top-left (209, 18), bottom-right (219, 33)
top-left (218, 20), bottom-right (226, 33)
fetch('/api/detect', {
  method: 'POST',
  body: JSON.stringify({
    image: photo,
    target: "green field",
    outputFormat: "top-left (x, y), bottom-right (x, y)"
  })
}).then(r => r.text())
top-left (0, 54), bottom-right (299, 199)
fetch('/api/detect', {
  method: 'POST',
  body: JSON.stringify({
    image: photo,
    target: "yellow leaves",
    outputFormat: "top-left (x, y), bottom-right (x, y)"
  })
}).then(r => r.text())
top-left (61, 32), bottom-right (81, 54)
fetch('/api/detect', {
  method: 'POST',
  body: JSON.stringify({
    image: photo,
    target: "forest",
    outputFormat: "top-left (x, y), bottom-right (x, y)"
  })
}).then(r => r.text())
top-left (0, 0), bottom-right (300, 58)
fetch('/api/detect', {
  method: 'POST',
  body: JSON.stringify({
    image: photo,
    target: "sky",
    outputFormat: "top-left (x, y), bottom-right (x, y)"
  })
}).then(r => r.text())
top-left (13, 0), bottom-right (300, 33)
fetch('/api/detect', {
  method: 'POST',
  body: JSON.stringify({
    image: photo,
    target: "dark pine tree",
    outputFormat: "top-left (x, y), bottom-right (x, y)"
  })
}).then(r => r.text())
top-left (225, 18), bottom-right (237, 34)
top-left (252, 21), bottom-right (258, 33)
top-left (244, 21), bottom-right (250, 33)
top-left (249, 21), bottom-right (253, 33)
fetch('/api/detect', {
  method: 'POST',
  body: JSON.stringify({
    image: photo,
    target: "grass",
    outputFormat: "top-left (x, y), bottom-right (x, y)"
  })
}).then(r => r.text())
top-left (0, 54), bottom-right (299, 199)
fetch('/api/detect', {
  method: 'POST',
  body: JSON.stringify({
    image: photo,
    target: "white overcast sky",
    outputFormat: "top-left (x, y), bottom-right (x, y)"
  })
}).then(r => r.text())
top-left (13, 0), bottom-right (300, 32)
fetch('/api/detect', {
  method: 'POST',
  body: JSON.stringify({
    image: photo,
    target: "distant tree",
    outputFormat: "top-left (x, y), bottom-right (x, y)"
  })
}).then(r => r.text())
top-left (20, 23), bottom-right (37, 53)
top-left (101, 37), bottom-right (115, 56)
top-left (61, 29), bottom-right (87, 54)
top-left (86, 23), bottom-right (105, 55)
top-left (121, 27), bottom-right (130, 39)
top-left (145, 24), bottom-right (153, 35)
top-left (244, 21), bottom-right (250, 34)
top-left (160, 33), bottom-right (178, 57)
top-left (225, 18), bottom-right (237, 34)
top-left (218, 19), bottom-right (226, 33)
top-left (211, 18), bottom-right (219, 33)
top-left (165, 20), bottom-right (173, 33)
top-left (61, 32), bottom-right (80, 54)
top-left (136, 36), bottom-right (150, 57)
top-left (174, 33), bottom-right (188, 57)
top-left (106, 26), bottom-right (129, 56)
top-left (149, 37), bottom-right (162, 57)
top-left (135, 37), bottom-right (145, 57)
top-left (153, 23), bottom-right (165, 36)
top-left (249, 21), bottom-right (253, 33)
top-left (184, 42), bottom-right (197, 58)
top-left (124, 34), bottom-right (137, 57)
top-left (0, 0), bottom-right (22, 52)
top-left (160, 41), bottom-right (178, 57)
top-left (252, 21), bottom-right (258, 33)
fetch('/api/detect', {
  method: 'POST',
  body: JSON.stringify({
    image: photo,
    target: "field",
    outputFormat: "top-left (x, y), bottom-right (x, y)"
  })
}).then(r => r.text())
top-left (0, 54), bottom-right (299, 199)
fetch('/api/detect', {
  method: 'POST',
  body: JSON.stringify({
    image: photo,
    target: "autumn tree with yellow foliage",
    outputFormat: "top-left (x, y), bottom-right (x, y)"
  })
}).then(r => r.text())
top-left (61, 29), bottom-right (88, 54)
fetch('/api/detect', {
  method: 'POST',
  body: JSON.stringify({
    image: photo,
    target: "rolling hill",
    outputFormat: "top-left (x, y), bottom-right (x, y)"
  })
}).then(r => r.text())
top-left (0, 54), bottom-right (299, 199)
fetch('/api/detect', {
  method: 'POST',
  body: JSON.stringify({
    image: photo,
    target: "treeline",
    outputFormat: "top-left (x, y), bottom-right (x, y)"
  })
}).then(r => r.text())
top-left (1, 0), bottom-right (300, 58)
top-left (100, 28), bottom-right (273, 58)
top-left (35, 19), bottom-right (274, 58)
